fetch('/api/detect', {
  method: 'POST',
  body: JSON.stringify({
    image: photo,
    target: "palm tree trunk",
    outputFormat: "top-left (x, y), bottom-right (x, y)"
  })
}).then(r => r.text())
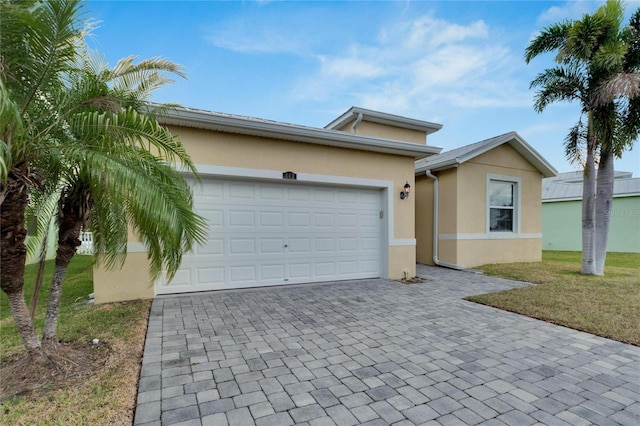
top-left (42, 204), bottom-right (82, 348)
top-left (594, 148), bottom-right (614, 275)
top-left (581, 128), bottom-right (597, 275)
top-left (41, 258), bottom-right (72, 348)
top-left (0, 171), bottom-right (44, 360)
top-left (6, 289), bottom-right (44, 358)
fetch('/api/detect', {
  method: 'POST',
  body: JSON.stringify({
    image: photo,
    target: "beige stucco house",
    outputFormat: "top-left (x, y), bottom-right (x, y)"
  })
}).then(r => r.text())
top-left (415, 132), bottom-right (557, 269)
top-left (94, 107), bottom-right (442, 303)
top-left (94, 107), bottom-right (556, 303)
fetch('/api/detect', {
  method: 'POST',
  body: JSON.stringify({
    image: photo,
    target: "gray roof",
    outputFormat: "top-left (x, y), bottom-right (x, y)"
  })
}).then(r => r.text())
top-left (414, 131), bottom-right (557, 177)
top-left (542, 171), bottom-right (640, 201)
top-left (156, 106), bottom-right (442, 159)
top-left (325, 106), bottom-right (443, 135)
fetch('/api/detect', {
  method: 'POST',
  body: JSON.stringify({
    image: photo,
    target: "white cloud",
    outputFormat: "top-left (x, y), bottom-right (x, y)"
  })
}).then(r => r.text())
top-left (318, 55), bottom-right (386, 81)
top-left (205, 27), bottom-right (302, 54)
top-left (293, 14), bottom-right (528, 114)
top-left (536, 0), bottom-right (603, 24)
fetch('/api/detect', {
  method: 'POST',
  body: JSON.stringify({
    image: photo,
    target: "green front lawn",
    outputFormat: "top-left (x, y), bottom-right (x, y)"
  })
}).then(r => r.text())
top-left (1, 256), bottom-right (150, 424)
top-left (467, 251), bottom-right (640, 346)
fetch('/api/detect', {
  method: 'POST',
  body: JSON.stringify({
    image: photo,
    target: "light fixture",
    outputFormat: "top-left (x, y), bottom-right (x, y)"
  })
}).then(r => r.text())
top-left (400, 181), bottom-right (411, 200)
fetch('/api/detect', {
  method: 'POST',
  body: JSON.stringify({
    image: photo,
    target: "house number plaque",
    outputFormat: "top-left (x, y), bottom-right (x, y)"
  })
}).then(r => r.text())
top-left (283, 171), bottom-right (297, 180)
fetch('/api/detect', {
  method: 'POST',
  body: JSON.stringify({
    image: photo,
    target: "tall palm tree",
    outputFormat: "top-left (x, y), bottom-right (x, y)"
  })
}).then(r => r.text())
top-left (525, 0), bottom-right (638, 275)
top-left (592, 7), bottom-right (640, 274)
top-left (1, 0), bottom-right (86, 361)
top-left (38, 53), bottom-right (207, 347)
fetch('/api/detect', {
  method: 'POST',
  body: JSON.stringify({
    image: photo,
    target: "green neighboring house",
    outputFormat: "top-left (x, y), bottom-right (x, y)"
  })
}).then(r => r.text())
top-left (542, 171), bottom-right (640, 253)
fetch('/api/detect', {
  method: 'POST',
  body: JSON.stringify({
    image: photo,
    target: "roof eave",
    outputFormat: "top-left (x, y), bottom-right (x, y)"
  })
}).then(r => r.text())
top-left (413, 132), bottom-right (558, 177)
top-left (326, 107), bottom-right (443, 135)
top-left (158, 107), bottom-right (442, 159)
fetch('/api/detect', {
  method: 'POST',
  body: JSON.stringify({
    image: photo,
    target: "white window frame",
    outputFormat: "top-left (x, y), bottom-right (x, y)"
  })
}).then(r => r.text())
top-left (486, 174), bottom-right (521, 234)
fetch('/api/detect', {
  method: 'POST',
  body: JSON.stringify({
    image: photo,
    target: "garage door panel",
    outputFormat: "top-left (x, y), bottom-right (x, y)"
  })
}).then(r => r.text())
top-left (288, 212), bottom-right (311, 227)
top-left (229, 238), bottom-right (256, 255)
top-left (197, 267), bottom-right (225, 284)
top-left (288, 263), bottom-right (311, 279)
top-left (228, 210), bottom-right (255, 227)
top-left (230, 265), bottom-right (256, 282)
top-left (338, 261), bottom-right (358, 274)
top-left (198, 238), bottom-right (224, 255)
top-left (260, 264), bottom-right (285, 280)
top-left (228, 183), bottom-right (256, 199)
top-left (337, 213), bottom-right (358, 228)
top-left (259, 211), bottom-right (284, 227)
top-left (156, 179), bottom-right (382, 294)
top-left (314, 213), bottom-right (334, 227)
top-left (314, 189), bottom-right (335, 202)
top-left (260, 238), bottom-right (285, 254)
top-left (288, 188), bottom-right (311, 201)
top-left (288, 238), bottom-right (311, 253)
top-left (259, 186), bottom-right (284, 200)
top-left (314, 238), bottom-right (335, 252)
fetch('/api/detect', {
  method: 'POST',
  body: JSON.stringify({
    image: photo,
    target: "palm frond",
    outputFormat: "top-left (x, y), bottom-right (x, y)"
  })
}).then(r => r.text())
top-left (564, 119), bottom-right (588, 166)
top-left (16, 0), bottom-right (86, 113)
top-left (530, 66), bottom-right (586, 112)
top-left (67, 108), bottom-right (198, 175)
top-left (596, 72), bottom-right (640, 105)
top-left (66, 144), bottom-right (207, 279)
top-left (593, 39), bottom-right (627, 72)
top-left (25, 184), bottom-right (62, 260)
top-left (524, 22), bottom-right (572, 63)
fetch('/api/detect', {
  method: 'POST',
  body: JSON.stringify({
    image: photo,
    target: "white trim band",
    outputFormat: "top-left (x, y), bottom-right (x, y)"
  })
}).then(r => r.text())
top-left (439, 233), bottom-right (542, 240)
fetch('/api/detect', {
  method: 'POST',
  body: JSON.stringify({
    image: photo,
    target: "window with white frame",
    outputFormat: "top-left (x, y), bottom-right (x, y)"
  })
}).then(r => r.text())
top-left (488, 176), bottom-right (519, 233)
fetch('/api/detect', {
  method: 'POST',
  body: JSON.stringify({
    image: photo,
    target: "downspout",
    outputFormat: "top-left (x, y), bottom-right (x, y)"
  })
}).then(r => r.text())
top-left (425, 170), bottom-right (466, 270)
top-left (351, 112), bottom-right (363, 133)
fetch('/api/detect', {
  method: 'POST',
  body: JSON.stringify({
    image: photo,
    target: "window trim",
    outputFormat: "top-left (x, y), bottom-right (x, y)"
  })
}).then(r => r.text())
top-left (486, 174), bottom-right (521, 234)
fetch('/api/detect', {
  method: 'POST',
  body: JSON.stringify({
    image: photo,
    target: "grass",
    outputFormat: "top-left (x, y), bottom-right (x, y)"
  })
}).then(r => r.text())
top-left (0, 256), bottom-right (151, 425)
top-left (467, 251), bottom-right (640, 346)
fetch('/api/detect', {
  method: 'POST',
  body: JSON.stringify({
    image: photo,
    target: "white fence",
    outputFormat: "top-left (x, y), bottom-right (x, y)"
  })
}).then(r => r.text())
top-left (78, 231), bottom-right (94, 255)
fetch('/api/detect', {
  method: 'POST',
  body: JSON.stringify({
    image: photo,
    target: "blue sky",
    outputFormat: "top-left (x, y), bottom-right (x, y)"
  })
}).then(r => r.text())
top-left (86, 0), bottom-right (640, 176)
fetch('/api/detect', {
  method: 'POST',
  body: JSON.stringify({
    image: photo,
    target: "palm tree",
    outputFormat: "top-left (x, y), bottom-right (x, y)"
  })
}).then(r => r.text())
top-left (525, 0), bottom-right (639, 275)
top-left (1, 0), bottom-right (207, 362)
top-left (38, 53), bottom-right (207, 347)
top-left (592, 7), bottom-right (640, 274)
top-left (1, 0), bottom-right (86, 361)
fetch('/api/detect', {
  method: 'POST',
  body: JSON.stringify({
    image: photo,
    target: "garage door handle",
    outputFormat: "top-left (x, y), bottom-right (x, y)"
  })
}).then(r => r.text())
top-left (284, 244), bottom-right (288, 248)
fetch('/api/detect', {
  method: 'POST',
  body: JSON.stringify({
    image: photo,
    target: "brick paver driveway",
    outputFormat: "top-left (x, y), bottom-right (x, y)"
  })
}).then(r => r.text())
top-left (134, 265), bottom-right (640, 426)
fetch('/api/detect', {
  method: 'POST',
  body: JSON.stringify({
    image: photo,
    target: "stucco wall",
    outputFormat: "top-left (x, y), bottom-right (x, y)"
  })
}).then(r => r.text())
top-left (415, 174), bottom-right (434, 264)
top-left (350, 121), bottom-right (427, 145)
top-left (543, 196), bottom-right (640, 253)
top-left (415, 143), bottom-right (545, 268)
top-left (94, 252), bottom-right (154, 304)
top-left (93, 126), bottom-right (419, 302)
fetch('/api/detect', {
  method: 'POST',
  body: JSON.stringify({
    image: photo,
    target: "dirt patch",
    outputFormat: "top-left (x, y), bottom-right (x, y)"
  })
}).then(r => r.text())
top-left (400, 276), bottom-right (424, 284)
top-left (0, 302), bottom-right (150, 425)
top-left (0, 340), bottom-right (111, 401)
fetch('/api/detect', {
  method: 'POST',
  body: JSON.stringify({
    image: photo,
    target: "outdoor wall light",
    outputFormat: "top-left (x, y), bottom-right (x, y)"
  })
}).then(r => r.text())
top-left (400, 181), bottom-right (411, 200)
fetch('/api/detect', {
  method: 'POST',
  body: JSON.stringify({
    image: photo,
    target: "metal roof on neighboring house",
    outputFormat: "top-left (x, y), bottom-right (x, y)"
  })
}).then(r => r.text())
top-left (542, 171), bottom-right (640, 201)
top-left (414, 131), bottom-right (557, 177)
top-left (156, 106), bottom-right (443, 159)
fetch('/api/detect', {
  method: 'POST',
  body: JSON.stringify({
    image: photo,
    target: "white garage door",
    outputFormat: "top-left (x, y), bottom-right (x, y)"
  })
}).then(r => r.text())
top-left (156, 178), bottom-right (382, 294)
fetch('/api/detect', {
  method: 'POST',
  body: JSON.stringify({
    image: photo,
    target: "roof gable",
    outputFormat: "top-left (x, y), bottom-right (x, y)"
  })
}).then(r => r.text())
top-left (414, 131), bottom-right (557, 177)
